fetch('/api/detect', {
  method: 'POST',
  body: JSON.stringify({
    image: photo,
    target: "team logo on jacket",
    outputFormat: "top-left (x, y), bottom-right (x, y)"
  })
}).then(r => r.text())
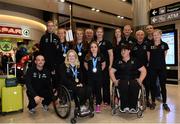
top-left (118, 61), bottom-right (123, 64)
top-left (33, 72), bottom-right (37, 78)
top-left (66, 68), bottom-right (70, 73)
top-left (131, 60), bottom-right (134, 64)
top-left (129, 40), bottom-right (133, 44)
top-left (133, 46), bottom-right (138, 50)
top-left (45, 38), bottom-right (48, 43)
top-left (42, 74), bottom-right (47, 78)
top-left (143, 45), bottom-right (147, 50)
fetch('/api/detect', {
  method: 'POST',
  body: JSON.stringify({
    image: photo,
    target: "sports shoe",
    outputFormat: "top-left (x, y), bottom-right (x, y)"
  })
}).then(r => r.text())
top-left (124, 107), bottom-right (130, 112)
top-left (29, 108), bottom-right (36, 114)
top-left (163, 103), bottom-right (170, 112)
top-left (95, 105), bottom-right (101, 113)
top-left (80, 105), bottom-right (87, 112)
top-left (129, 108), bottom-right (137, 113)
top-left (150, 102), bottom-right (156, 110)
top-left (42, 105), bottom-right (49, 111)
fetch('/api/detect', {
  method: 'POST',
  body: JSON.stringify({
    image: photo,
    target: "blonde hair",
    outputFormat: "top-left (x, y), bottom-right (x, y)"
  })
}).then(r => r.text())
top-left (64, 49), bottom-right (80, 68)
top-left (153, 29), bottom-right (162, 35)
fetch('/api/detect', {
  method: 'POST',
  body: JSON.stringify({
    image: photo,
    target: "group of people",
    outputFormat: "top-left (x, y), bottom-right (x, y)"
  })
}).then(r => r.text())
top-left (25, 20), bottom-right (170, 115)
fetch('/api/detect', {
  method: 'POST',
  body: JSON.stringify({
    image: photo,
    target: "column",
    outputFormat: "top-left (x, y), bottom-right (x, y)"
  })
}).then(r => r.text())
top-left (132, 0), bottom-right (150, 30)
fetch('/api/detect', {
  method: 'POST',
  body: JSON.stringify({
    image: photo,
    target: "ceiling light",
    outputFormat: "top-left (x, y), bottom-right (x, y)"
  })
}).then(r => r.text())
top-left (122, 0), bottom-right (126, 2)
top-left (120, 16), bottom-right (124, 19)
top-left (60, 0), bottom-right (65, 2)
top-left (91, 8), bottom-right (95, 11)
top-left (96, 9), bottom-right (100, 12)
top-left (117, 16), bottom-right (121, 18)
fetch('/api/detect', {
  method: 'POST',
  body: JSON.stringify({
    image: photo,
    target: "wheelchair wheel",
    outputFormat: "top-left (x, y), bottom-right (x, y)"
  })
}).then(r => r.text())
top-left (140, 86), bottom-right (146, 111)
top-left (71, 118), bottom-right (77, 124)
top-left (110, 85), bottom-right (116, 109)
top-left (53, 85), bottom-right (71, 119)
top-left (137, 110), bottom-right (143, 118)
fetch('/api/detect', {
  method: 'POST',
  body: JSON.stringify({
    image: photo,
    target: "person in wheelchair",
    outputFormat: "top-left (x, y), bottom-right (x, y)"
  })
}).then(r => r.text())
top-left (110, 44), bottom-right (147, 113)
top-left (58, 49), bottom-right (93, 115)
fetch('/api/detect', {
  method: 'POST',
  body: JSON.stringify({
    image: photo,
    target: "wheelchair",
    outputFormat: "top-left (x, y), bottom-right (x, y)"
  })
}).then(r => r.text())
top-left (70, 87), bottom-right (94, 124)
top-left (111, 82), bottom-right (146, 118)
top-left (52, 84), bottom-right (94, 123)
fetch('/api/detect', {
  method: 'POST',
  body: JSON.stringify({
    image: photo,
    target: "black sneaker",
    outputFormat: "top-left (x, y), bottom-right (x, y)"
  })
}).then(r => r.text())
top-left (163, 103), bottom-right (170, 112)
top-left (150, 102), bottom-right (156, 110)
top-left (146, 101), bottom-right (150, 107)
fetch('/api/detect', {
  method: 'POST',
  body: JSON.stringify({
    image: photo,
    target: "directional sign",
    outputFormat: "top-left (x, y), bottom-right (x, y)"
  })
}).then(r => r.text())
top-left (151, 10), bottom-right (180, 24)
top-left (0, 41), bottom-right (13, 52)
top-left (150, 2), bottom-right (180, 24)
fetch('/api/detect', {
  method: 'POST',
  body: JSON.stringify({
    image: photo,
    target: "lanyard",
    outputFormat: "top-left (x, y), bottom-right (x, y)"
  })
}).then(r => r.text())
top-left (61, 44), bottom-right (67, 54)
top-left (77, 43), bottom-right (83, 52)
top-left (92, 57), bottom-right (98, 68)
top-left (70, 66), bottom-right (78, 79)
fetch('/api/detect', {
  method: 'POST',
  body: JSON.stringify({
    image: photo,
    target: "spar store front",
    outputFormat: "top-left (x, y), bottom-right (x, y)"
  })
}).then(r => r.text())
top-left (0, 10), bottom-right (46, 74)
top-left (0, 11), bottom-right (46, 60)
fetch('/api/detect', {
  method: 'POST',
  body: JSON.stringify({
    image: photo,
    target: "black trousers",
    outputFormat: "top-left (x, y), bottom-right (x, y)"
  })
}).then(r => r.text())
top-left (26, 91), bottom-right (52, 110)
top-left (149, 68), bottom-right (167, 103)
top-left (72, 86), bottom-right (93, 110)
top-left (88, 77), bottom-right (102, 105)
top-left (102, 68), bottom-right (110, 104)
top-left (118, 80), bottom-right (140, 109)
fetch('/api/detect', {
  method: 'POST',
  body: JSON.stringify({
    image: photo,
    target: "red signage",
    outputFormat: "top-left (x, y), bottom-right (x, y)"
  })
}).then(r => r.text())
top-left (0, 26), bottom-right (22, 35)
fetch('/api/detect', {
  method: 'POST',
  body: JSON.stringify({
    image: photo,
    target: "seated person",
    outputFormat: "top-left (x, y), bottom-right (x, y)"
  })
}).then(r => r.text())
top-left (58, 49), bottom-right (93, 113)
top-left (110, 45), bottom-right (146, 112)
top-left (25, 54), bottom-right (53, 114)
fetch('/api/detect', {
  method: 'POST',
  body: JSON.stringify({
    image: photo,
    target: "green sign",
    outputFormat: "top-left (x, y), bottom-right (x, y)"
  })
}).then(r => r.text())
top-left (0, 41), bottom-right (13, 52)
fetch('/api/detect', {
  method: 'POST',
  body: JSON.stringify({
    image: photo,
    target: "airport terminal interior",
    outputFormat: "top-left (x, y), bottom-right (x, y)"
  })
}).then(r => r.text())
top-left (0, 0), bottom-right (180, 123)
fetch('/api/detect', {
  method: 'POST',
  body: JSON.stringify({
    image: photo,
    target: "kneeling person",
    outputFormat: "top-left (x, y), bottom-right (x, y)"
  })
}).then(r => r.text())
top-left (25, 54), bottom-right (52, 114)
top-left (110, 45), bottom-right (146, 112)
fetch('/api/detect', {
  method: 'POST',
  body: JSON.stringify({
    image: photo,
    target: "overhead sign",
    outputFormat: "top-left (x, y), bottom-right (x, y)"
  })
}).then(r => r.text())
top-left (150, 2), bottom-right (180, 24)
top-left (0, 25), bottom-right (30, 37)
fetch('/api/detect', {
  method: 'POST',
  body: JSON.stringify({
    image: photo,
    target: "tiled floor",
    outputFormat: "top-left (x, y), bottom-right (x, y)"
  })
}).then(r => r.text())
top-left (0, 84), bottom-right (180, 123)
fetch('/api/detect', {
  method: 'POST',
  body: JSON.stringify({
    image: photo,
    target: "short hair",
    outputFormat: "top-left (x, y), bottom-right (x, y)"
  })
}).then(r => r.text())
top-left (153, 29), bottom-right (162, 35)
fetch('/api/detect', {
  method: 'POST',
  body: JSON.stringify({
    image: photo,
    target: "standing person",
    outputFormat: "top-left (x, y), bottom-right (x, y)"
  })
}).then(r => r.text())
top-left (147, 29), bottom-right (170, 111)
top-left (132, 30), bottom-right (151, 107)
top-left (73, 28), bottom-right (88, 67)
top-left (145, 25), bottom-right (161, 101)
top-left (96, 27), bottom-right (113, 106)
top-left (25, 54), bottom-right (53, 114)
top-left (58, 50), bottom-right (93, 112)
top-left (84, 42), bottom-right (106, 113)
top-left (39, 20), bottom-right (59, 72)
top-left (122, 25), bottom-right (136, 48)
top-left (73, 28), bottom-right (88, 83)
top-left (85, 28), bottom-right (94, 50)
top-left (56, 28), bottom-right (70, 66)
top-left (110, 45), bottom-right (146, 112)
top-left (112, 28), bottom-right (124, 61)
top-left (145, 25), bottom-right (154, 45)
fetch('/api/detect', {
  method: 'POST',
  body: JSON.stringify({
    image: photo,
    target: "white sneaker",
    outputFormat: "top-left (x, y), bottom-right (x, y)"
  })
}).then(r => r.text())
top-left (80, 105), bottom-right (87, 112)
top-left (29, 108), bottom-right (36, 114)
top-left (124, 107), bottom-right (130, 112)
top-left (129, 108), bottom-right (137, 113)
